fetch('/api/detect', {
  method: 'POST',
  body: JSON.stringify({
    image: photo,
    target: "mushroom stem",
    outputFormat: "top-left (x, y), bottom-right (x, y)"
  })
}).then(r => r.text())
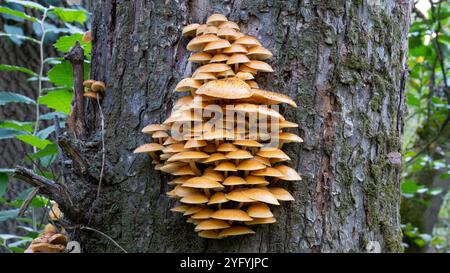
top-left (190, 90), bottom-right (196, 98)
top-left (203, 189), bottom-right (211, 198)
top-left (218, 203), bottom-right (222, 210)
top-left (189, 161), bottom-right (201, 176)
top-left (224, 171), bottom-right (228, 178)
top-left (215, 139), bottom-right (220, 147)
top-left (244, 170), bottom-right (249, 177)
top-left (278, 142), bottom-right (285, 149)
top-left (148, 152), bottom-right (159, 161)
top-left (234, 63), bottom-right (239, 73)
top-left (235, 159), bottom-right (240, 165)
top-left (236, 202), bottom-right (243, 209)
top-left (272, 177), bottom-right (279, 183)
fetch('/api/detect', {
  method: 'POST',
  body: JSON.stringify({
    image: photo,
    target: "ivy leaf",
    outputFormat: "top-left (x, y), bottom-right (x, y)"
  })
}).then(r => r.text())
top-left (0, 31), bottom-right (39, 45)
top-left (0, 64), bottom-right (37, 76)
top-left (5, 0), bottom-right (46, 11)
top-left (47, 61), bottom-right (89, 87)
top-left (0, 120), bottom-right (34, 133)
top-left (0, 92), bottom-right (35, 105)
top-left (30, 144), bottom-right (58, 160)
top-left (0, 6), bottom-right (38, 23)
top-left (50, 8), bottom-right (88, 24)
top-left (0, 128), bottom-right (25, 140)
top-left (16, 134), bottom-right (53, 149)
top-left (39, 90), bottom-right (72, 114)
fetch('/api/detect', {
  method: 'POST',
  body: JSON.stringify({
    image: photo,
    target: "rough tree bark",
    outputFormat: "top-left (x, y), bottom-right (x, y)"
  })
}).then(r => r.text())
top-left (20, 0), bottom-right (412, 253)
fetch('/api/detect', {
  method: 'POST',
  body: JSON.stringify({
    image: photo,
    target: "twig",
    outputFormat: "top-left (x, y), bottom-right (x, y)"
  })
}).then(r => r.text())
top-left (18, 187), bottom-right (40, 217)
top-left (80, 226), bottom-right (127, 253)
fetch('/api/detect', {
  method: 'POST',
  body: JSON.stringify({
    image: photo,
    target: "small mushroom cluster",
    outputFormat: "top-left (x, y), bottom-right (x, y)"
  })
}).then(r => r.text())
top-left (25, 224), bottom-right (68, 253)
top-left (134, 14), bottom-right (302, 239)
top-left (83, 80), bottom-right (105, 101)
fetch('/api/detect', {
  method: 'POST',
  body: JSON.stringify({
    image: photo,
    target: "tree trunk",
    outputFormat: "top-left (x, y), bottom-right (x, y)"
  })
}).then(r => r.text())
top-left (35, 0), bottom-right (412, 253)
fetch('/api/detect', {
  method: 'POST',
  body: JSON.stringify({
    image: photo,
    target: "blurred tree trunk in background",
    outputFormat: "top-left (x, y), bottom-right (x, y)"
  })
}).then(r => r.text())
top-left (53, 0), bottom-right (412, 252)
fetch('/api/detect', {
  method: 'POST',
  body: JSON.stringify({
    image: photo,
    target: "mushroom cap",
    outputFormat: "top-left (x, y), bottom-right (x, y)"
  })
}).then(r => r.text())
top-left (184, 139), bottom-right (207, 149)
top-left (211, 209), bottom-right (253, 221)
top-left (202, 153), bottom-right (227, 164)
top-left (218, 226), bottom-right (255, 237)
top-left (83, 79), bottom-right (95, 88)
top-left (203, 168), bottom-right (225, 181)
top-left (223, 176), bottom-right (247, 186)
top-left (217, 143), bottom-right (238, 152)
top-left (242, 188), bottom-right (280, 205)
top-left (172, 165), bottom-right (196, 176)
top-left (223, 43), bottom-right (248, 54)
top-left (196, 24), bottom-right (208, 36)
top-left (226, 149), bottom-right (253, 160)
top-left (171, 204), bottom-right (191, 213)
top-left (133, 143), bottom-right (164, 153)
top-left (163, 143), bottom-right (189, 153)
top-left (30, 243), bottom-right (65, 253)
top-left (277, 132), bottom-right (303, 143)
top-left (235, 72), bottom-right (254, 81)
top-left (203, 39), bottom-right (231, 52)
top-left (196, 78), bottom-right (252, 99)
top-left (245, 60), bottom-right (274, 72)
top-left (91, 81), bottom-right (106, 93)
top-left (204, 25), bottom-right (219, 35)
top-left (235, 36), bottom-right (262, 47)
top-left (208, 192), bottom-right (229, 205)
top-left (49, 203), bottom-right (62, 221)
top-left (253, 155), bottom-right (271, 166)
top-left (173, 186), bottom-right (200, 197)
top-left (189, 52), bottom-right (213, 63)
top-left (84, 91), bottom-right (101, 100)
top-left (203, 143), bottom-right (218, 153)
top-left (48, 233), bottom-right (68, 246)
top-left (195, 219), bottom-right (230, 231)
top-left (232, 140), bottom-right (263, 147)
top-left (194, 63), bottom-right (232, 74)
top-left (168, 151), bottom-right (210, 162)
top-left (192, 208), bottom-right (215, 219)
top-left (218, 21), bottom-right (240, 30)
top-left (274, 165), bottom-right (302, 181)
top-left (246, 80), bottom-right (259, 89)
top-left (216, 69), bottom-right (236, 78)
top-left (183, 206), bottom-right (203, 216)
top-left (142, 124), bottom-right (167, 133)
top-left (210, 53), bottom-right (229, 63)
top-left (279, 120), bottom-right (299, 129)
top-left (183, 176), bottom-right (224, 189)
top-left (182, 23), bottom-right (200, 37)
top-left (247, 46), bottom-right (273, 60)
top-left (152, 130), bottom-right (169, 139)
top-left (217, 28), bottom-right (239, 40)
top-left (257, 148), bottom-right (290, 160)
top-left (198, 230), bottom-right (221, 239)
top-left (245, 217), bottom-right (276, 225)
top-left (269, 187), bottom-right (295, 201)
top-left (175, 78), bottom-right (202, 92)
top-left (193, 72), bottom-right (217, 81)
top-left (227, 53), bottom-right (250, 65)
top-left (226, 189), bottom-right (255, 202)
top-left (187, 34), bottom-right (220, 51)
top-left (251, 167), bottom-right (284, 177)
top-left (186, 217), bottom-right (202, 225)
top-left (245, 175), bottom-right (269, 186)
top-left (247, 202), bottom-right (274, 218)
top-left (160, 162), bottom-right (187, 173)
top-left (238, 64), bottom-right (258, 75)
top-left (250, 89), bottom-right (297, 107)
top-left (214, 161), bottom-right (237, 172)
top-left (173, 96), bottom-right (194, 111)
top-left (207, 14), bottom-right (228, 26)
top-left (236, 159), bottom-right (267, 171)
top-left (180, 193), bottom-right (209, 204)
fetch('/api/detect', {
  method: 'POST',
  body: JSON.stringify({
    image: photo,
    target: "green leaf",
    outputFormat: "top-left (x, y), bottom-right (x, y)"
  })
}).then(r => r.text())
top-left (54, 33), bottom-right (91, 57)
top-left (47, 61), bottom-right (73, 87)
top-left (407, 93), bottom-right (420, 107)
top-left (0, 120), bottom-right (34, 133)
top-left (0, 173), bottom-right (7, 196)
top-left (40, 112), bottom-right (67, 120)
top-left (30, 144), bottom-right (58, 160)
top-left (0, 64), bottom-right (37, 76)
top-left (0, 209), bottom-right (19, 222)
top-left (5, 0), bottom-right (46, 11)
top-left (0, 128), bottom-right (25, 140)
top-left (16, 134), bottom-right (52, 149)
top-left (39, 90), bottom-right (72, 114)
top-left (0, 6), bottom-right (38, 23)
top-left (50, 7), bottom-right (88, 24)
top-left (0, 92), bottom-right (35, 105)
top-left (0, 32), bottom-right (39, 44)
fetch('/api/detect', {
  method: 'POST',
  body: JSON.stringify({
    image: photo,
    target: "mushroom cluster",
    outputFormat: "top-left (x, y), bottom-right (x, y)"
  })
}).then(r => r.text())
top-left (134, 14), bottom-right (302, 239)
top-left (83, 79), bottom-right (105, 101)
top-left (25, 224), bottom-right (68, 253)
